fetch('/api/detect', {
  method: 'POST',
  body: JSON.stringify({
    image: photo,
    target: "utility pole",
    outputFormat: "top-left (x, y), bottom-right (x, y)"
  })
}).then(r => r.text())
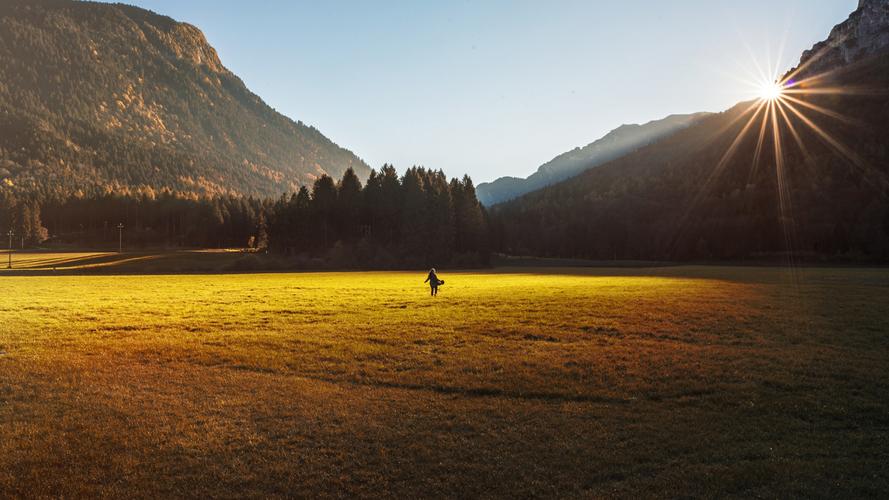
top-left (6, 230), bottom-right (13, 269)
top-left (117, 223), bottom-right (124, 253)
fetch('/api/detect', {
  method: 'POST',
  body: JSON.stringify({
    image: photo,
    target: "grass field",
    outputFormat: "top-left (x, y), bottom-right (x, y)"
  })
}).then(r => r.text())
top-left (0, 250), bottom-right (255, 273)
top-left (1, 263), bottom-right (888, 497)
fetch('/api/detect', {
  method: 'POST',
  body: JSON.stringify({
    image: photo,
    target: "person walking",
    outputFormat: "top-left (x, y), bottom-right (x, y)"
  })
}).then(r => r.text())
top-left (424, 268), bottom-right (442, 296)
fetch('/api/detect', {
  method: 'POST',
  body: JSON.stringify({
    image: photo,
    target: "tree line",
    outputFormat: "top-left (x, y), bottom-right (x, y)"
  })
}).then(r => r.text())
top-left (0, 192), bottom-right (48, 247)
top-left (0, 166), bottom-right (490, 268)
top-left (267, 165), bottom-right (489, 267)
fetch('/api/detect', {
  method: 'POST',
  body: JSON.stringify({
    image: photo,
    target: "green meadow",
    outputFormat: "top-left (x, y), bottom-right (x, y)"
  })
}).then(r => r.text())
top-left (1, 260), bottom-right (888, 496)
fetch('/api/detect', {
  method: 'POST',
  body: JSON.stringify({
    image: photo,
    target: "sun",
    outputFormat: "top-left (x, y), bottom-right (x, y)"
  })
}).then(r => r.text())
top-left (759, 81), bottom-right (784, 101)
top-left (692, 45), bottom-right (874, 269)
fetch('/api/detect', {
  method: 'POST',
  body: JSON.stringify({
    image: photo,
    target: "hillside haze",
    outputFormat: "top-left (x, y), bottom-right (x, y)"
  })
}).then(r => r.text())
top-left (492, 0), bottom-right (889, 261)
top-left (0, 0), bottom-right (369, 199)
top-left (477, 113), bottom-right (709, 206)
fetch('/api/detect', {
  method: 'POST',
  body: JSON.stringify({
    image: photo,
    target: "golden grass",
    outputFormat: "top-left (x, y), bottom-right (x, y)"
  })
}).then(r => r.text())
top-left (1, 266), bottom-right (888, 496)
top-left (1, 251), bottom-right (118, 269)
top-left (0, 250), bottom-right (247, 272)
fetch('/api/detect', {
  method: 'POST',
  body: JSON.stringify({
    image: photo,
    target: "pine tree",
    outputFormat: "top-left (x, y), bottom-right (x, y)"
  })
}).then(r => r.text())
top-left (378, 164), bottom-right (402, 245)
top-left (28, 202), bottom-right (48, 245)
top-left (293, 186), bottom-right (311, 251)
top-left (16, 203), bottom-right (32, 247)
top-left (363, 169), bottom-right (382, 240)
top-left (454, 175), bottom-right (486, 254)
top-left (256, 210), bottom-right (269, 250)
top-left (400, 167), bottom-right (427, 263)
top-left (424, 169), bottom-right (454, 266)
top-left (336, 168), bottom-right (363, 242)
top-left (311, 175), bottom-right (338, 248)
top-left (0, 192), bottom-right (17, 235)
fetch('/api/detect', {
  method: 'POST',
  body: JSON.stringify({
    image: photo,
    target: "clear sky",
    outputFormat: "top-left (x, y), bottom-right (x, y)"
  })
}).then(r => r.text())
top-left (99, 0), bottom-right (856, 183)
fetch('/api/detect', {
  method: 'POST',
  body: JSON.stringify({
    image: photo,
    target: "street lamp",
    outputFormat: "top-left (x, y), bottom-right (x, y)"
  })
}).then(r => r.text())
top-left (117, 223), bottom-right (124, 254)
top-left (6, 229), bottom-right (13, 269)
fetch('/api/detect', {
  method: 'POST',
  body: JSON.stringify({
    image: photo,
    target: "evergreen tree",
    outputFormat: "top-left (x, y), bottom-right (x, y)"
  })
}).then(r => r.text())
top-left (267, 193), bottom-right (292, 252)
top-left (256, 210), bottom-right (269, 250)
top-left (363, 169), bottom-right (383, 240)
top-left (0, 192), bottom-right (17, 235)
top-left (16, 203), bottom-right (32, 247)
top-left (378, 164), bottom-right (402, 245)
top-left (311, 175), bottom-right (338, 248)
top-left (292, 186), bottom-right (311, 251)
top-left (400, 167), bottom-right (427, 263)
top-left (27, 202), bottom-right (48, 245)
top-left (336, 168), bottom-right (363, 242)
top-left (453, 175), bottom-right (486, 255)
top-left (424, 169), bottom-right (454, 266)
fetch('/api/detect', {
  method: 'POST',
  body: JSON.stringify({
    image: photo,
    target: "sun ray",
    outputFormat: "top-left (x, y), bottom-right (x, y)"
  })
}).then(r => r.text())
top-left (781, 32), bottom-right (850, 85)
top-left (774, 99), bottom-right (811, 165)
top-left (766, 44), bottom-right (774, 85)
top-left (780, 64), bottom-right (861, 92)
top-left (782, 102), bottom-right (889, 191)
top-left (783, 85), bottom-right (887, 96)
top-left (770, 99), bottom-right (788, 217)
top-left (747, 99), bottom-right (772, 185)
top-left (779, 93), bottom-right (862, 126)
top-left (741, 36), bottom-right (773, 87)
top-left (773, 22), bottom-right (789, 83)
top-left (704, 99), bottom-right (766, 144)
top-left (711, 100), bottom-right (768, 178)
top-left (668, 100), bottom-right (768, 256)
top-left (769, 96), bottom-right (802, 287)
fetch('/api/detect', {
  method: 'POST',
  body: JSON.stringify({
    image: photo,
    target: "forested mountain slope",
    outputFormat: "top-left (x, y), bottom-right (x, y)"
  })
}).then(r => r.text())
top-left (0, 0), bottom-right (369, 200)
top-left (492, 0), bottom-right (889, 262)
top-left (477, 113), bottom-right (708, 206)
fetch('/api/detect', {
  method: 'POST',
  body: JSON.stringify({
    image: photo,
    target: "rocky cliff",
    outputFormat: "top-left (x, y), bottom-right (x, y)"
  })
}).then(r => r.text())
top-left (795, 0), bottom-right (889, 77)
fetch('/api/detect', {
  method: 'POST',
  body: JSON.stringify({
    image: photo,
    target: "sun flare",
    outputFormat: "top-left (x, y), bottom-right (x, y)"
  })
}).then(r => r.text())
top-left (685, 43), bottom-right (878, 269)
top-left (759, 81), bottom-right (784, 101)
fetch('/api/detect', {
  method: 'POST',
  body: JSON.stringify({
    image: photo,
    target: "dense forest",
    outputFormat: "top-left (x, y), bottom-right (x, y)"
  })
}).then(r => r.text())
top-left (0, 191), bottom-right (271, 250)
top-left (489, 52), bottom-right (889, 263)
top-left (0, 166), bottom-right (490, 268)
top-left (0, 0), bottom-right (368, 198)
top-left (267, 166), bottom-right (489, 267)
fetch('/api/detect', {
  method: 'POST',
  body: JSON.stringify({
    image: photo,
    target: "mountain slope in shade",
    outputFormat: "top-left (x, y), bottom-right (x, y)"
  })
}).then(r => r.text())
top-left (0, 0), bottom-right (369, 199)
top-left (476, 113), bottom-right (709, 206)
top-left (492, 0), bottom-right (889, 261)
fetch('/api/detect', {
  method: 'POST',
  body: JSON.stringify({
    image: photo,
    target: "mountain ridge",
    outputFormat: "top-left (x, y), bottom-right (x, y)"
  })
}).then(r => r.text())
top-left (0, 0), bottom-right (369, 199)
top-left (477, 112), bottom-right (709, 206)
top-left (491, 0), bottom-right (889, 261)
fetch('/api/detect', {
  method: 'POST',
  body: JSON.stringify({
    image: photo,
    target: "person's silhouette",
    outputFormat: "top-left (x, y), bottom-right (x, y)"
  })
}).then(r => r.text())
top-left (424, 268), bottom-right (441, 296)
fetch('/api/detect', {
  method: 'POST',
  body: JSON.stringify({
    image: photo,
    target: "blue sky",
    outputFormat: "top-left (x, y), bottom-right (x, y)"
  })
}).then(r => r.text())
top-left (101, 0), bottom-right (856, 182)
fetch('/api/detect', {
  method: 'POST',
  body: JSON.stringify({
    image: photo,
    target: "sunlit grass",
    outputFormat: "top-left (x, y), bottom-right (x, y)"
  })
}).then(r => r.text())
top-left (1, 267), bottom-right (888, 496)
top-left (0, 250), bottom-right (256, 273)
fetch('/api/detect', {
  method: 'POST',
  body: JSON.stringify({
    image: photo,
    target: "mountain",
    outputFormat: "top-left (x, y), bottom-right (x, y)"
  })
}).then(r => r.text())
top-left (491, 0), bottom-right (889, 261)
top-left (0, 0), bottom-right (369, 199)
top-left (476, 113), bottom-right (709, 206)
top-left (796, 0), bottom-right (889, 77)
